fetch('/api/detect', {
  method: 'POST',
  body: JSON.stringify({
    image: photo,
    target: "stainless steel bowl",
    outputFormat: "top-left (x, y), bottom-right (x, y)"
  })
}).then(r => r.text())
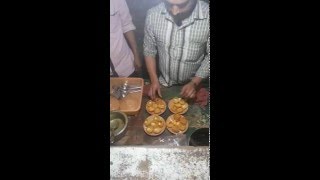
top-left (110, 111), bottom-right (128, 143)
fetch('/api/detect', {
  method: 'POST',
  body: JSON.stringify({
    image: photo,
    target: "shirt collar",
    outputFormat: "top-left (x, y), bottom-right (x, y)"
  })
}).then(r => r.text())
top-left (159, 0), bottom-right (207, 21)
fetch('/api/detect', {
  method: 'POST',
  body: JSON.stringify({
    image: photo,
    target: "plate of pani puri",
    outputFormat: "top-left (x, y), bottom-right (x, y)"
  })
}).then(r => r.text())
top-left (145, 98), bottom-right (167, 115)
top-left (166, 114), bottom-right (189, 134)
top-left (168, 97), bottom-right (188, 114)
top-left (143, 114), bottom-right (166, 136)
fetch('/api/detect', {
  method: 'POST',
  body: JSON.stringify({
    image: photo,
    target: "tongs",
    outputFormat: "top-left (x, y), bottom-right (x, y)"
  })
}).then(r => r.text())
top-left (111, 84), bottom-right (142, 99)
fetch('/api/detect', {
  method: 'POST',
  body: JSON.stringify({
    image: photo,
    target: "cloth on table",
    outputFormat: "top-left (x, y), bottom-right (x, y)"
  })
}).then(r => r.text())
top-left (194, 87), bottom-right (210, 108)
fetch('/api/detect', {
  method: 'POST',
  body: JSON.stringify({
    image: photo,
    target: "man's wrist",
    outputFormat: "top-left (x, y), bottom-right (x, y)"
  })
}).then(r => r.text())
top-left (190, 80), bottom-right (198, 87)
top-left (150, 77), bottom-right (159, 84)
top-left (190, 77), bottom-right (202, 87)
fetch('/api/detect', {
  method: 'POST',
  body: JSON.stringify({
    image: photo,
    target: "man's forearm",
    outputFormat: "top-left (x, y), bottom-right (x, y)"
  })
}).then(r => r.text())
top-left (124, 30), bottom-right (139, 56)
top-left (145, 56), bottom-right (158, 83)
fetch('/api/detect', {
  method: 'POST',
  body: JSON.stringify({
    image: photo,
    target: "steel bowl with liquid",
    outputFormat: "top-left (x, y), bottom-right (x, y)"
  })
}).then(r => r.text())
top-left (110, 111), bottom-right (128, 144)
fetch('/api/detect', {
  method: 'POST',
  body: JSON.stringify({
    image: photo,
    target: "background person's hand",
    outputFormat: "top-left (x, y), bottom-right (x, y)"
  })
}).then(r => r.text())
top-left (134, 55), bottom-right (142, 74)
top-left (148, 82), bottom-right (162, 100)
top-left (180, 81), bottom-right (197, 99)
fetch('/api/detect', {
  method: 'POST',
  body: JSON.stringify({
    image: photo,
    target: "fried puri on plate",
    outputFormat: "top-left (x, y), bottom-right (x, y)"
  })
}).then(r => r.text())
top-left (168, 97), bottom-right (188, 114)
top-left (166, 114), bottom-right (189, 134)
top-left (143, 115), bottom-right (166, 136)
top-left (146, 98), bottom-right (167, 115)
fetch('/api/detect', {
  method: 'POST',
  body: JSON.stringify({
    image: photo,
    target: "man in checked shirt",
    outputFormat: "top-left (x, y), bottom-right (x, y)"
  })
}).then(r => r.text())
top-left (144, 0), bottom-right (210, 100)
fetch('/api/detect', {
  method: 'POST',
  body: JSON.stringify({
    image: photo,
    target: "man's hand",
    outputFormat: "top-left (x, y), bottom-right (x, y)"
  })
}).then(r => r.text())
top-left (180, 81), bottom-right (197, 99)
top-left (148, 81), bottom-right (162, 100)
top-left (181, 77), bottom-right (202, 99)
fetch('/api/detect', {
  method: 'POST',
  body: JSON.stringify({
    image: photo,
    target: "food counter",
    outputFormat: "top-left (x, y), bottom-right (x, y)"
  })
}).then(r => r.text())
top-left (110, 146), bottom-right (210, 179)
top-left (110, 81), bottom-right (210, 179)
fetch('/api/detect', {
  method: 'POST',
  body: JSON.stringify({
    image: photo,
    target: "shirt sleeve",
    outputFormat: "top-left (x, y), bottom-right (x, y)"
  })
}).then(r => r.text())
top-left (143, 10), bottom-right (157, 58)
top-left (117, 0), bottom-right (136, 33)
top-left (195, 35), bottom-right (210, 79)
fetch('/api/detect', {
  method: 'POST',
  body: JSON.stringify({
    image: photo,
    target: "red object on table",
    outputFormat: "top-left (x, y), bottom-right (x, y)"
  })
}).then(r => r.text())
top-left (194, 87), bottom-right (210, 108)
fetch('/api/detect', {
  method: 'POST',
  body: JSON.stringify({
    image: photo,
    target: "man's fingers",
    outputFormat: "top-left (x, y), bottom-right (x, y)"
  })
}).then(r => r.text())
top-left (152, 88), bottom-right (156, 100)
top-left (180, 86), bottom-right (186, 96)
top-left (181, 88), bottom-right (189, 98)
top-left (182, 90), bottom-right (189, 97)
top-left (186, 89), bottom-right (195, 98)
top-left (157, 88), bottom-right (162, 98)
top-left (184, 87), bottom-right (197, 98)
top-left (148, 89), bottom-right (152, 99)
top-left (149, 87), bottom-right (155, 100)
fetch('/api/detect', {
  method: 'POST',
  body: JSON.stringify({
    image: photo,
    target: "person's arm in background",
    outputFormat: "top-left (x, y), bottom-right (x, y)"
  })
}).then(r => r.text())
top-left (124, 31), bottom-right (142, 73)
top-left (181, 35), bottom-right (210, 99)
top-left (143, 10), bottom-right (162, 100)
top-left (118, 0), bottom-right (142, 73)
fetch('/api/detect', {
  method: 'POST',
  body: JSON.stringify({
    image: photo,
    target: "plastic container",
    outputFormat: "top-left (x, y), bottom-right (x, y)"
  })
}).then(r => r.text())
top-left (110, 77), bottom-right (144, 116)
